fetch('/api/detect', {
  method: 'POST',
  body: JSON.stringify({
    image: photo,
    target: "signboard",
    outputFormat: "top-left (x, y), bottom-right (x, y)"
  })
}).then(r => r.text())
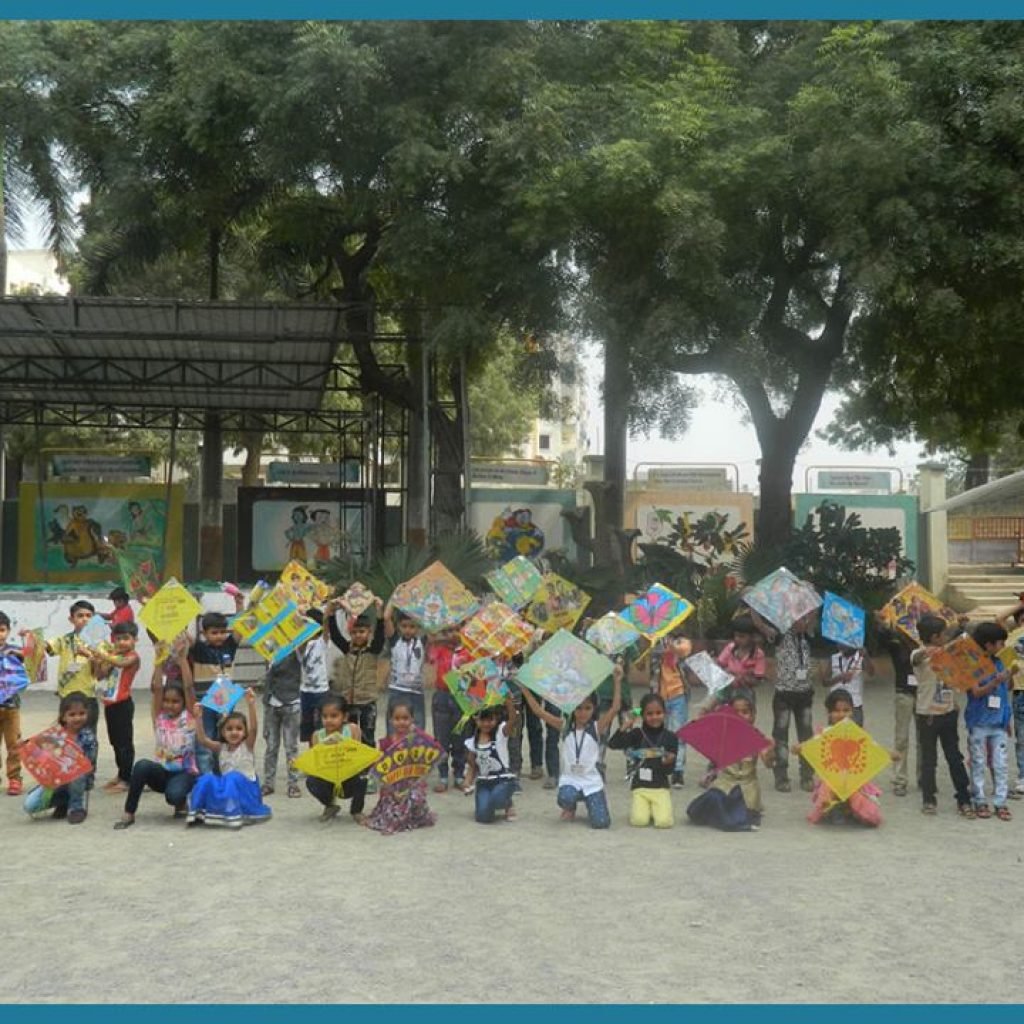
top-left (50, 455), bottom-right (151, 478)
top-left (816, 470), bottom-right (892, 493)
top-left (267, 461), bottom-right (360, 485)
top-left (471, 462), bottom-right (549, 486)
top-left (646, 466), bottom-right (730, 490)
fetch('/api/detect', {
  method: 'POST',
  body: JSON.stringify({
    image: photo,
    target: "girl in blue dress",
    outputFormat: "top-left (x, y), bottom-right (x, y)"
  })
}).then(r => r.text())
top-left (188, 689), bottom-right (271, 828)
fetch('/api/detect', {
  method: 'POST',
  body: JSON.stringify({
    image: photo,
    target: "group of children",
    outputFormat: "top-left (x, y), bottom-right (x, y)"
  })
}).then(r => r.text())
top-left (1, 581), bottom-right (1021, 835)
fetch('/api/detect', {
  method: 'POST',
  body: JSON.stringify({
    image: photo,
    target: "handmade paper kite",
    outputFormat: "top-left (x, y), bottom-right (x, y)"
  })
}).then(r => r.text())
top-left (339, 582), bottom-right (376, 617)
top-left (516, 629), bottom-right (614, 714)
top-left (798, 718), bottom-right (891, 802)
top-left (78, 615), bottom-right (110, 649)
top-left (444, 657), bottom-right (509, 723)
top-left (820, 592), bottom-right (866, 649)
top-left (231, 590), bottom-right (321, 665)
top-left (20, 628), bottom-right (47, 685)
top-left (116, 544), bottom-right (162, 603)
top-left (618, 583), bottom-right (694, 642)
top-left (585, 613), bottom-right (642, 657)
top-left (293, 737), bottom-right (381, 794)
top-left (486, 556), bottom-right (543, 611)
top-left (677, 706), bottom-right (770, 770)
top-left (200, 678), bottom-right (246, 715)
top-left (998, 627), bottom-right (1024, 673)
top-left (880, 582), bottom-right (957, 645)
top-left (272, 560), bottom-right (333, 612)
top-left (523, 573), bottom-right (590, 633)
top-left (19, 727), bottom-right (93, 789)
top-left (0, 648), bottom-right (30, 704)
top-left (139, 578), bottom-right (203, 643)
top-left (459, 602), bottom-right (534, 660)
top-left (741, 567), bottom-right (821, 635)
top-left (684, 651), bottom-right (735, 695)
top-left (930, 634), bottom-right (999, 693)
top-left (391, 561), bottom-right (480, 634)
top-left (372, 728), bottom-right (445, 790)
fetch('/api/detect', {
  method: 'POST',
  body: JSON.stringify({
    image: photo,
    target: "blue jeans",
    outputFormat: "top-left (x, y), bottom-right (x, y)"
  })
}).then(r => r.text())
top-left (475, 779), bottom-right (515, 823)
top-left (196, 705), bottom-right (221, 775)
top-left (665, 695), bottom-right (688, 774)
top-left (1013, 693), bottom-right (1024, 780)
top-left (387, 690), bottom-right (426, 734)
top-left (969, 725), bottom-right (1009, 808)
top-left (557, 784), bottom-right (611, 829)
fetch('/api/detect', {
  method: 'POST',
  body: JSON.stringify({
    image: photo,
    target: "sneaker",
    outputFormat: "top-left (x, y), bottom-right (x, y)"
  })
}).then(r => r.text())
top-left (6, 779), bottom-right (23, 796)
top-left (1014, 780), bottom-right (1024, 795)
top-left (320, 804), bottom-right (340, 823)
top-left (287, 784), bottom-right (301, 798)
top-left (543, 777), bottom-right (556, 790)
top-left (774, 779), bottom-right (791, 793)
top-left (67, 809), bottom-right (87, 825)
top-left (260, 783), bottom-right (275, 797)
top-left (671, 772), bottom-right (685, 790)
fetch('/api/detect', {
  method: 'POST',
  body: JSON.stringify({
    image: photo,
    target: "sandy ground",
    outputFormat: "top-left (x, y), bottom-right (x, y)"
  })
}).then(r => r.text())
top-left (3, 673), bottom-right (1022, 1005)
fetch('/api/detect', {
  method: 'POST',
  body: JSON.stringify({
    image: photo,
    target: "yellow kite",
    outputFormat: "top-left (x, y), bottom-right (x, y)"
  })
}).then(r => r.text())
top-left (138, 578), bottom-right (203, 643)
top-left (293, 738), bottom-right (382, 794)
top-left (460, 602), bottom-right (535, 660)
top-left (799, 718), bottom-right (891, 803)
top-left (524, 573), bottom-right (590, 633)
top-left (273, 560), bottom-right (333, 611)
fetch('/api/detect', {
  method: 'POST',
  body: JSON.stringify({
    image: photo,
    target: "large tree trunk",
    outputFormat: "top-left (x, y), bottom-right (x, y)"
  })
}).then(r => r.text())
top-left (965, 450), bottom-right (991, 491)
top-left (240, 431), bottom-right (263, 487)
top-left (594, 331), bottom-right (630, 569)
top-left (405, 337), bottom-right (429, 549)
top-left (756, 429), bottom-right (803, 549)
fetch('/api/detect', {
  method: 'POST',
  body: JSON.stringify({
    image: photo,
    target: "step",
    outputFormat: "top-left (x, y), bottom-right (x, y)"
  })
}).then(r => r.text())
top-left (948, 564), bottom-right (1024, 576)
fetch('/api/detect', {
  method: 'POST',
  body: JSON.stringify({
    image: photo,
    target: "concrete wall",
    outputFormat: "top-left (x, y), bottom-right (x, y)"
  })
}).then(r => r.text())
top-left (626, 487), bottom-right (755, 546)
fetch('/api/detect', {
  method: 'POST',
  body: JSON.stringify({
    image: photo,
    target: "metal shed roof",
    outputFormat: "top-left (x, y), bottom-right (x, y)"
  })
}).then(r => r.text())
top-left (0, 296), bottom-right (356, 413)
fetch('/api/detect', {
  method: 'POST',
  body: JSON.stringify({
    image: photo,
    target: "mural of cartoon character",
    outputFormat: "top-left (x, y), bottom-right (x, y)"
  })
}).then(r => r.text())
top-left (62, 506), bottom-right (113, 567)
top-left (285, 507), bottom-right (310, 564)
top-left (47, 505), bottom-right (70, 547)
top-left (308, 508), bottom-right (335, 567)
top-left (485, 507), bottom-right (545, 563)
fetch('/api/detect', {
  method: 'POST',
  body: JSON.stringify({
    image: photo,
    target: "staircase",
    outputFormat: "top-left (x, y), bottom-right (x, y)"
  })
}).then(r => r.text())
top-left (947, 564), bottom-right (1024, 622)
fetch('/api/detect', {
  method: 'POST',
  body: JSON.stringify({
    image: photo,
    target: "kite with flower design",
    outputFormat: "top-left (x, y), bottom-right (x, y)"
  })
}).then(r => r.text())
top-left (618, 584), bottom-right (693, 643)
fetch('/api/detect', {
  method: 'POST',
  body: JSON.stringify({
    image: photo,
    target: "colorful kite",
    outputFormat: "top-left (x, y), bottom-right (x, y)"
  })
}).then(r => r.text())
top-left (523, 573), bottom-right (590, 633)
top-left (930, 634), bottom-right (999, 693)
top-left (199, 678), bottom-right (246, 715)
top-left (880, 582), bottom-right (957, 645)
top-left (585, 613), bottom-right (642, 657)
top-left (486, 556), bottom-right (543, 611)
top-left (459, 602), bottom-right (534, 660)
top-left (444, 657), bottom-right (509, 723)
top-left (741, 567), bottom-right (821, 634)
top-left (139, 578), bottom-right (203, 643)
top-left (684, 651), bottom-right (734, 695)
top-left (339, 582), bottom-right (376, 617)
top-left (273, 560), bottom-right (334, 612)
top-left (820, 592), bottom-right (866, 649)
top-left (78, 615), bottom-right (110, 650)
top-left (19, 727), bottom-right (93, 789)
top-left (231, 590), bottom-right (321, 665)
top-left (677, 706), bottom-right (771, 770)
top-left (116, 544), bottom-right (163, 603)
top-left (618, 583), bottom-right (693, 642)
top-left (998, 627), bottom-right (1024, 673)
top-left (293, 737), bottom-right (382, 794)
top-left (0, 649), bottom-right (30, 704)
top-left (20, 628), bottom-right (47, 685)
top-left (391, 561), bottom-right (480, 634)
top-left (372, 728), bottom-right (445, 790)
top-left (516, 629), bottom-right (614, 714)
top-left (798, 718), bottom-right (891, 803)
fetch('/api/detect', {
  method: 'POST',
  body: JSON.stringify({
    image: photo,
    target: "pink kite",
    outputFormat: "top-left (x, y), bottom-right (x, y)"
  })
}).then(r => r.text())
top-left (677, 707), bottom-right (771, 770)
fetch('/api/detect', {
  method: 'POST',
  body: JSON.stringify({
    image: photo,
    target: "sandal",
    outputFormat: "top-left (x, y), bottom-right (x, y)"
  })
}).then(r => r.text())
top-left (975, 804), bottom-right (992, 819)
top-left (958, 804), bottom-right (976, 819)
top-left (433, 782), bottom-right (449, 794)
top-left (921, 803), bottom-right (937, 815)
top-left (996, 805), bottom-right (1012, 821)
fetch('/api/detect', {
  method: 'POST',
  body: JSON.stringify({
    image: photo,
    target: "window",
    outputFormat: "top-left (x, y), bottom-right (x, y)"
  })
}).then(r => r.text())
top-left (538, 434), bottom-right (551, 451)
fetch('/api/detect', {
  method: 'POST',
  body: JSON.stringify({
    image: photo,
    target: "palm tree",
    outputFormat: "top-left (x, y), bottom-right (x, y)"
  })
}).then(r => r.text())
top-left (0, 23), bottom-right (72, 295)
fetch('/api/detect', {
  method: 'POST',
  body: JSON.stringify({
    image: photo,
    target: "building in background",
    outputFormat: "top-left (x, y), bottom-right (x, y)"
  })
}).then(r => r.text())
top-left (5, 249), bottom-right (70, 296)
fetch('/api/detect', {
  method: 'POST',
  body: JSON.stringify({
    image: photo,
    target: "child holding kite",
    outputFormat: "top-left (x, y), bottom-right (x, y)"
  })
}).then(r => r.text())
top-left (608, 693), bottom-right (679, 828)
top-left (0, 611), bottom-right (25, 796)
top-left (91, 620), bottom-right (141, 794)
top-left (363, 699), bottom-right (436, 835)
top-left (114, 673), bottom-right (198, 829)
top-left (522, 662), bottom-right (623, 829)
top-left (304, 693), bottom-right (369, 823)
top-left (384, 608), bottom-right (428, 732)
top-left (824, 643), bottom-right (874, 727)
top-left (964, 622), bottom-right (1012, 820)
top-left (463, 696), bottom-right (519, 823)
top-left (188, 689), bottom-right (272, 828)
top-left (427, 627), bottom-right (471, 792)
top-left (653, 633), bottom-right (690, 789)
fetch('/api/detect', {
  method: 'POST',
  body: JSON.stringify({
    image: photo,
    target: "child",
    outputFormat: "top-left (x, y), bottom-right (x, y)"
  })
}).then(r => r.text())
top-left (608, 692), bottom-right (679, 828)
top-left (188, 689), bottom-right (271, 828)
top-left (765, 611), bottom-right (817, 794)
top-left (463, 697), bottom-right (519, 823)
top-left (363, 699), bottom-right (436, 835)
top-left (717, 615), bottom-right (768, 699)
top-left (912, 614), bottom-right (973, 817)
top-left (90, 620), bottom-right (141, 794)
top-left (653, 633), bottom-right (690, 788)
top-left (304, 693), bottom-right (369, 824)
top-left (427, 627), bottom-right (470, 792)
top-left (326, 597), bottom-right (386, 752)
top-left (23, 693), bottom-right (98, 824)
top-left (522, 662), bottom-right (623, 829)
top-left (181, 606), bottom-right (243, 774)
top-left (298, 609), bottom-right (329, 748)
top-left (114, 675), bottom-right (198, 829)
top-left (0, 611), bottom-right (25, 795)
top-left (825, 643), bottom-right (874, 726)
top-left (261, 650), bottom-right (302, 798)
top-left (100, 587), bottom-right (135, 627)
top-left (799, 688), bottom-right (897, 827)
top-left (44, 600), bottom-right (102, 732)
top-left (384, 608), bottom-right (428, 732)
top-left (965, 622), bottom-right (1012, 820)
top-left (874, 610), bottom-right (918, 797)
